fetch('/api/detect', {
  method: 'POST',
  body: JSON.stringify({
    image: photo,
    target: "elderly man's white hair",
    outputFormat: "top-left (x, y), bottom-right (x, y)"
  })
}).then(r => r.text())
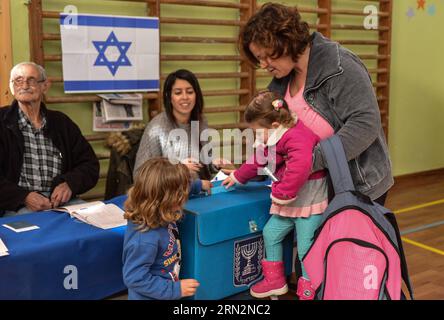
top-left (9, 62), bottom-right (47, 95)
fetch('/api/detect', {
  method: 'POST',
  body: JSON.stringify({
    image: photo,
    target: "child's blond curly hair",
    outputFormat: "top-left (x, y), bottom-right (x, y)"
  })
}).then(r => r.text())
top-left (124, 157), bottom-right (190, 231)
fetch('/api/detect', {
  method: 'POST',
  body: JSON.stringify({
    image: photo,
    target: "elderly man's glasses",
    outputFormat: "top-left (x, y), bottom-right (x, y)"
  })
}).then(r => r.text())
top-left (11, 77), bottom-right (45, 87)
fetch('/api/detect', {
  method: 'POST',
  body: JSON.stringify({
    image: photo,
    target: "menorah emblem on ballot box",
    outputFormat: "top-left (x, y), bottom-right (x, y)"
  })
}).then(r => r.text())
top-left (233, 236), bottom-right (264, 287)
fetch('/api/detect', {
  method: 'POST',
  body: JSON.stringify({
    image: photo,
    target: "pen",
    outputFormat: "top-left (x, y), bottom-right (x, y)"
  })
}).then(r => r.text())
top-left (263, 167), bottom-right (279, 182)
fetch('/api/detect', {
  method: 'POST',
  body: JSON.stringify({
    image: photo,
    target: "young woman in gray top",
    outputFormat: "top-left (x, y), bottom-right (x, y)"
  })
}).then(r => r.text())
top-left (134, 69), bottom-right (216, 183)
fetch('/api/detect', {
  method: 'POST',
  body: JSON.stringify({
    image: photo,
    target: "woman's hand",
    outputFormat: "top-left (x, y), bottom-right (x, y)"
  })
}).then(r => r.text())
top-left (222, 176), bottom-right (236, 189)
top-left (201, 180), bottom-right (213, 195)
top-left (212, 158), bottom-right (232, 168)
top-left (182, 158), bottom-right (203, 173)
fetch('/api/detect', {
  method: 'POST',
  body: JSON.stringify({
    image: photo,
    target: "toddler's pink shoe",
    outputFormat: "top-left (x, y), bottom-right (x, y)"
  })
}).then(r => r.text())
top-left (250, 260), bottom-right (288, 298)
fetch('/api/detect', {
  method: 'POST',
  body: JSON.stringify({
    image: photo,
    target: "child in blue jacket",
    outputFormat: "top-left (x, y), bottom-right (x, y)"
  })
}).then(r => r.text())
top-left (122, 157), bottom-right (202, 300)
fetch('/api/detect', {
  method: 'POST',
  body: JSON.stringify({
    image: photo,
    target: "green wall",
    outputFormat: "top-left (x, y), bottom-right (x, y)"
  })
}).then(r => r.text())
top-left (389, 0), bottom-right (444, 175)
top-left (9, 0), bottom-right (444, 180)
top-left (10, 0), bottom-right (29, 64)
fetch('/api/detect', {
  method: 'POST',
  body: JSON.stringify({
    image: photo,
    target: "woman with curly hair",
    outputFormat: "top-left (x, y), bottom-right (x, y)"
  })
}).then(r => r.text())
top-left (239, 2), bottom-right (403, 299)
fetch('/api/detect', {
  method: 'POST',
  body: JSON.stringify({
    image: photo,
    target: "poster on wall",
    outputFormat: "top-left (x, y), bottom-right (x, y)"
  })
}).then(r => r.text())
top-left (60, 13), bottom-right (159, 93)
top-left (406, 0), bottom-right (437, 19)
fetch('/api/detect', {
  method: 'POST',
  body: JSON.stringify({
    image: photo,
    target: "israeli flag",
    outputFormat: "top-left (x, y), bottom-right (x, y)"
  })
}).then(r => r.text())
top-left (60, 13), bottom-right (159, 93)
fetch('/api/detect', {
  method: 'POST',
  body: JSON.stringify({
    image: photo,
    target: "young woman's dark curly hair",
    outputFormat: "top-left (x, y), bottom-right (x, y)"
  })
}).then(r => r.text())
top-left (239, 2), bottom-right (311, 67)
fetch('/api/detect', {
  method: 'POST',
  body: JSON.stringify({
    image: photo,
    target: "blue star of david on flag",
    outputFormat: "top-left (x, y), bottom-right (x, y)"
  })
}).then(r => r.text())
top-left (93, 31), bottom-right (132, 76)
top-left (60, 14), bottom-right (159, 93)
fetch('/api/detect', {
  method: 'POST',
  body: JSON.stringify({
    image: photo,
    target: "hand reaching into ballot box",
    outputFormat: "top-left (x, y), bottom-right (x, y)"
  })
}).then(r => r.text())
top-left (222, 176), bottom-right (236, 189)
top-left (181, 279), bottom-right (200, 297)
top-left (201, 180), bottom-right (213, 195)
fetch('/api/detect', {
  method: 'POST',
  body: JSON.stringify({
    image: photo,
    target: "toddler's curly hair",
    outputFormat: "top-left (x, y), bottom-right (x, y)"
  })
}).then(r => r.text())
top-left (124, 157), bottom-right (190, 231)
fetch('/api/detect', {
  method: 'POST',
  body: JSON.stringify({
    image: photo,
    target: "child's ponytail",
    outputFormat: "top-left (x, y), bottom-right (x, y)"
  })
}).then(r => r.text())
top-left (244, 90), bottom-right (295, 128)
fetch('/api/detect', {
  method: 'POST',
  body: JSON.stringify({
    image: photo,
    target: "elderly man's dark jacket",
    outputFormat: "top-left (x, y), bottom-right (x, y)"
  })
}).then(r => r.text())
top-left (0, 100), bottom-right (100, 214)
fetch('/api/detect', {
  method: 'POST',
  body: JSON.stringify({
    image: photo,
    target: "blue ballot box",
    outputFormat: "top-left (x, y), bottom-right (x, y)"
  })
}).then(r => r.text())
top-left (180, 181), bottom-right (293, 300)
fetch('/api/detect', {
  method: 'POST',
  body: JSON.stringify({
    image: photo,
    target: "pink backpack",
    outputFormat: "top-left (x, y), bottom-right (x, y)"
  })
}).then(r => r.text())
top-left (303, 136), bottom-right (413, 300)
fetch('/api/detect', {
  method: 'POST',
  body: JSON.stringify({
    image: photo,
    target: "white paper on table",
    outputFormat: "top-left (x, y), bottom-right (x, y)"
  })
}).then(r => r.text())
top-left (211, 170), bottom-right (229, 182)
top-left (0, 238), bottom-right (9, 257)
top-left (73, 203), bottom-right (127, 229)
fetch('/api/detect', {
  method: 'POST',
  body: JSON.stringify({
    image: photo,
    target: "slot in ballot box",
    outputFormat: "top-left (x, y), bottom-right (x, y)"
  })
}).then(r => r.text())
top-left (179, 181), bottom-right (293, 300)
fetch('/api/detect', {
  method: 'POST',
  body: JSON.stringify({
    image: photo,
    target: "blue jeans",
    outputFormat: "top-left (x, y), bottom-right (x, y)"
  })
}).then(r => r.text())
top-left (262, 214), bottom-right (323, 279)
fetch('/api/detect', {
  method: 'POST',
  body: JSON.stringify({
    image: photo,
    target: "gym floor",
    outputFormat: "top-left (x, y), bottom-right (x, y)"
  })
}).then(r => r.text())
top-left (275, 169), bottom-right (444, 301)
top-left (386, 169), bottom-right (444, 300)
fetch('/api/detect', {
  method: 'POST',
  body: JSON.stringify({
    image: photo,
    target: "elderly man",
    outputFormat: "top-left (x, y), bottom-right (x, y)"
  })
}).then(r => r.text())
top-left (0, 62), bottom-right (99, 216)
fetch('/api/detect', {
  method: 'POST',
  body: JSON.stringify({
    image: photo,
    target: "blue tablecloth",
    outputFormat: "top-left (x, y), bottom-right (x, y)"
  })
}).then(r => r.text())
top-left (0, 182), bottom-right (273, 300)
top-left (0, 196), bottom-right (128, 300)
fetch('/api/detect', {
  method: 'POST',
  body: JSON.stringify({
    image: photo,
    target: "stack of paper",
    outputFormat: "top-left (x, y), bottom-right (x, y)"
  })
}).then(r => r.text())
top-left (0, 238), bottom-right (8, 257)
top-left (93, 93), bottom-right (143, 132)
top-left (99, 93), bottom-right (143, 122)
top-left (211, 170), bottom-right (229, 182)
top-left (98, 93), bottom-right (143, 106)
top-left (93, 101), bottom-right (131, 132)
top-left (54, 202), bottom-right (127, 230)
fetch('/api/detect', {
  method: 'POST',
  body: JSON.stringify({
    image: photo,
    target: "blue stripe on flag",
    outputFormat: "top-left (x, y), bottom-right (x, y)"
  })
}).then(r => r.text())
top-left (64, 80), bottom-right (159, 91)
top-left (60, 14), bottom-right (159, 29)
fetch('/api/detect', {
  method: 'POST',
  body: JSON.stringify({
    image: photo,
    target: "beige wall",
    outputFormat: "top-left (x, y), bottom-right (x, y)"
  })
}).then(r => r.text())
top-left (389, 0), bottom-right (444, 175)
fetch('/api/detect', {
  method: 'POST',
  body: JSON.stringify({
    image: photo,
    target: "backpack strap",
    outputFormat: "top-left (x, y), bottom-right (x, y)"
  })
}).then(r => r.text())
top-left (386, 212), bottom-right (415, 300)
top-left (321, 136), bottom-right (415, 300)
top-left (319, 135), bottom-right (355, 194)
